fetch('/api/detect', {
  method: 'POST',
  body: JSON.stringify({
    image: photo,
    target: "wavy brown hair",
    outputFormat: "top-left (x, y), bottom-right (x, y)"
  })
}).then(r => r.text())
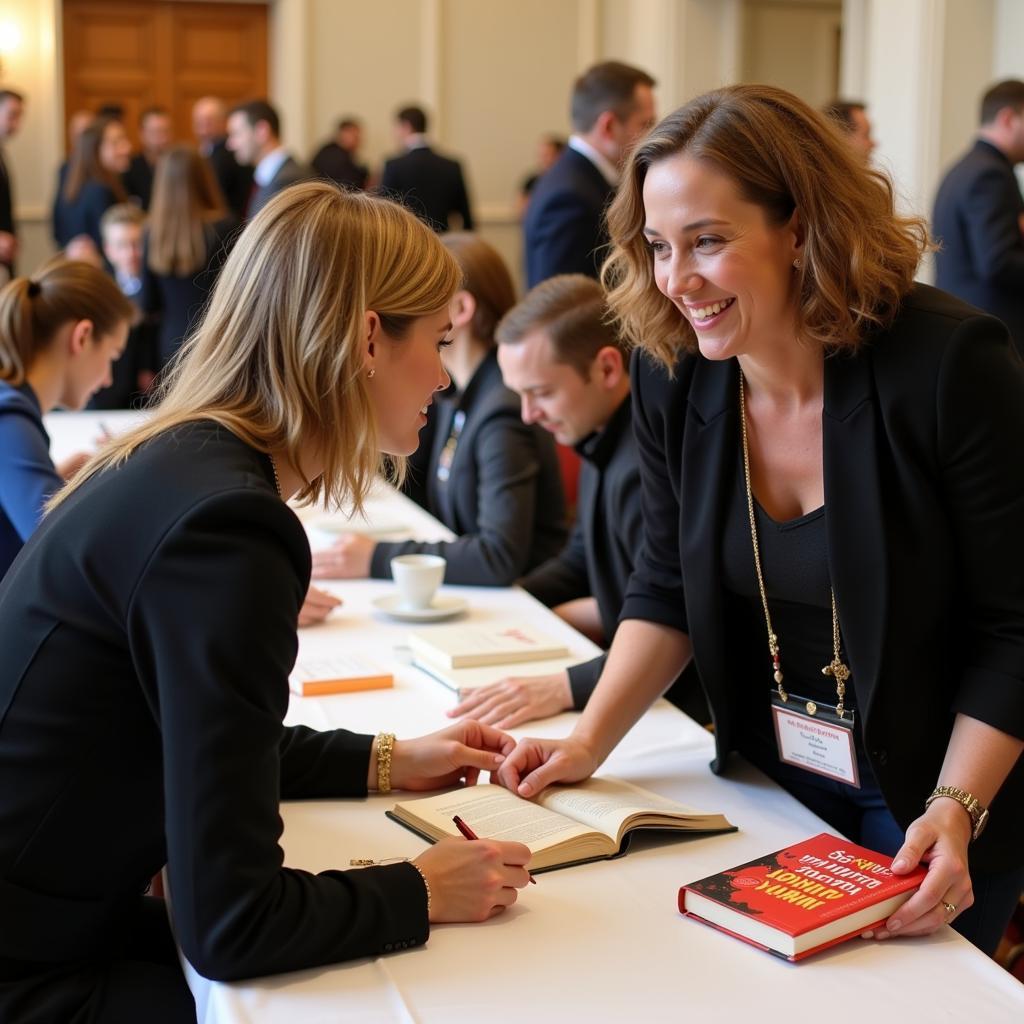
top-left (147, 145), bottom-right (228, 276)
top-left (603, 84), bottom-right (931, 369)
top-left (50, 182), bottom-right (461, 513)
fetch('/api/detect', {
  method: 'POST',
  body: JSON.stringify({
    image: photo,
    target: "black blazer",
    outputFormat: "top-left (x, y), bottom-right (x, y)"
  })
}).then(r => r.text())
top-left (52, 178), bottom-right (119, 250)
top-left (621, 284), bottom-right (1024, 873)
top-left (123, 153), bottom-right (155, 210)
top-left (143, 216), bottom-right (239, 369)
top-left (370, 352), bottom-right (566, 585)
top-left (311, 142), bottom-right (369, 191)
top-left (249, 154), bottom-right (310, 218)
top-left (933, 139), bottom-right (1024, 353)
top-left (523, 146), bottom-right (614, 288)
top-left (206, 137), bottom-right (254, 221)
top-left (0, 148), bottom-right (14, 274)
top-left (0, 422), bottom-right (427, 979)
top-left (380, 146), bottom-right (474, 232)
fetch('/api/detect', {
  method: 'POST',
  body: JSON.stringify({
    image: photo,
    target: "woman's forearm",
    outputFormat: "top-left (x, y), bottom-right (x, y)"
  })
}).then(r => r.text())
top-left (572, 618), bottom-right (693, 763)
top-left (936, 712), bottom-right (1024, 807)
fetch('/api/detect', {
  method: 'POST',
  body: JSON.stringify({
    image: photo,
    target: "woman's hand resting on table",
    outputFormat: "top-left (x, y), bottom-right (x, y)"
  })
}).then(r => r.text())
top-left (310, 533), bottom-right (375, 578)
top-left (297, 584), bottom-right (342, 626)
top-left (447, 671), bottom-right (574, 729)
top-left (865, 797), bottom-right (974, 940)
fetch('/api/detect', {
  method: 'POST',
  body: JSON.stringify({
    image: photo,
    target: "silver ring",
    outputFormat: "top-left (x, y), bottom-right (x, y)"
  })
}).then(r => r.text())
top-left (941, 900), bottom-right (957, 917)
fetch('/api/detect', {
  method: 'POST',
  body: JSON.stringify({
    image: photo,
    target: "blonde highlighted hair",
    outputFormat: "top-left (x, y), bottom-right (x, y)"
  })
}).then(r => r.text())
top-left (603, 84), bottom-right (931, 369)
top-left (51, 182), bottom-right (462, 512)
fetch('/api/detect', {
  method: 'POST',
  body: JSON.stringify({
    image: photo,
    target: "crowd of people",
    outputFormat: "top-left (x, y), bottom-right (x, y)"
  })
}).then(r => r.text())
top-left (0, 61), bottom-right (1022, 1023)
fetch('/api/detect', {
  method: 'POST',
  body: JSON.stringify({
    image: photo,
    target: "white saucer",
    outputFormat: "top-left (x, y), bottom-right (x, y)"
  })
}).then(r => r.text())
top-left (371, 593), bottom-right (469, 622)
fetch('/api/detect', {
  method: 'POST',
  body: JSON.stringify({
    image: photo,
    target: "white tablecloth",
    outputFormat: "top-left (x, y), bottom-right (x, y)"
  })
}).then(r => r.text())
top-left (44, 411), bottom-right (1024, 1022)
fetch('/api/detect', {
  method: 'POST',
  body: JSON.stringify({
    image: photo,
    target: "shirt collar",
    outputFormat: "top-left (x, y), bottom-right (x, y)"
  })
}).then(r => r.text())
top-left (405, 134), bottom-right (430, 152)
top-left (568, 135), bottom-right (619, 186)
top-left (575, 392), bottom-right (632, 467)
top-left (254, 146), bottom-right (289, 187)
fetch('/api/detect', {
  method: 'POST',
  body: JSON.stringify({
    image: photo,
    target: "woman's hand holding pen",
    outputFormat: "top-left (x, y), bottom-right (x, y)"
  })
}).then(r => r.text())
top-left (413, 837), bottom-right (532, 922)
top-left (387, 720), bottom-right (517, 791)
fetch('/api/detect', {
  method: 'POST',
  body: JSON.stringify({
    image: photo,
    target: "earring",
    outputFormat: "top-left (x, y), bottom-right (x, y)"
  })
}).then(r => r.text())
top-left (793, 258), bottom-right (802, 269)
top-left (367, 368), bottom-right (376, 379)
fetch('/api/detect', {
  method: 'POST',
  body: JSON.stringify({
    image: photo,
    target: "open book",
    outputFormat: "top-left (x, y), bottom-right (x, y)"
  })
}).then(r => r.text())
top-left (387, 777), bottom-right (735, 873)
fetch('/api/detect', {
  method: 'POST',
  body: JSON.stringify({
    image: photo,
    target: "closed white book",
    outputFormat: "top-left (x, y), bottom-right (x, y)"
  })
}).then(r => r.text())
top-left (407, 623), bottom-right (570, 670)
top-left (413, 654), bottom-right (590, 694)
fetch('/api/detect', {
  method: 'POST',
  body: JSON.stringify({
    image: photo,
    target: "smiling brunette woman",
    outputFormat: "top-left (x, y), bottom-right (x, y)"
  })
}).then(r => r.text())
top-left (498, 84), bottom-right (1024, 957)
top-left (0, 183), bottom-right (531, 1024)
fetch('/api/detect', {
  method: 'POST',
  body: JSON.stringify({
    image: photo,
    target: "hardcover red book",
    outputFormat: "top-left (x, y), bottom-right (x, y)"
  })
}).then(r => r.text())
top-left (679, 833), bottom-right (927, 961)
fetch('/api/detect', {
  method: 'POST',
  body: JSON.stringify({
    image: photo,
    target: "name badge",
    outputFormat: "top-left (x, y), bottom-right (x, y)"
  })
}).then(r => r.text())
top-left (770, 692), bottom-right (860, 788)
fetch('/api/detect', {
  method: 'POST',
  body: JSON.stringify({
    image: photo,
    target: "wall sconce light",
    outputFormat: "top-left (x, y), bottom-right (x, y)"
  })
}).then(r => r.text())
top-left (0, 21), bottom-right (22, 81)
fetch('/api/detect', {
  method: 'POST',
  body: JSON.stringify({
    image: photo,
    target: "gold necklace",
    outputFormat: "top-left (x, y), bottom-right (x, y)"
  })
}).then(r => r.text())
top-left (738, 373), bottom-right (851, 718)
top-left (268, 453), bottom-right (282, 498)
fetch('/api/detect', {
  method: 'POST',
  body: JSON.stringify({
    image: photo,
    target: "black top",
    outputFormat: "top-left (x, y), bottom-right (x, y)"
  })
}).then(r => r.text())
top-left (0, 421), bottom-right (428, 979)
top-left (0, 146), bottom-right (15, 272)
top-left (52, 179), bottom-right (120, 250)
top-left (143, 216), bottom-right (239, 369)
top-left (371, 350), bottom-right (567, 586)
top-left (519, 396), bottom-right (641, 706)
top-left (205, 138), bottom-right (254, 222)
top-left (380, 146), bottom-right (474, 232)
top-left (311, 142), bottom-right (369, 190)
top-left (621, 282), bottom-right (1024, 873)
top-left (123, 153), bottom-right (155, 210)
top-left (933, 139), bottom-right (1024, 353)
top-left (523, 146), bottom-right (613, 288)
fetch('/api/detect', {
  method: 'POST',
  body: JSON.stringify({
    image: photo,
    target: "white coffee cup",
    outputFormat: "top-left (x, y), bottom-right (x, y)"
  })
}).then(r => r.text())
top-left (391, 554), bottom-right (446, 610)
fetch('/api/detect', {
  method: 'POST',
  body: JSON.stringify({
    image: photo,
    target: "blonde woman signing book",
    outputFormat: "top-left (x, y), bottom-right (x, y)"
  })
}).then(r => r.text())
top-left (498, 85), bottom-right (1024, 957)
top-left (0, 184), bottom-right (532, 1024)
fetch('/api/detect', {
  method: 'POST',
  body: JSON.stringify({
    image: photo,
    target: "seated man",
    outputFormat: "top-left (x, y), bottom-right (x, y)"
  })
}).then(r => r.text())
top-left (451, 274), bottom-right (708, 728)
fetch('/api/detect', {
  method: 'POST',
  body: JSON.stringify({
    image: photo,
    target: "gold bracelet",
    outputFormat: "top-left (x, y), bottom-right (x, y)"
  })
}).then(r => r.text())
top-left (376, 732), bottom-right (395, 793)
top-left (925, 785), bottom-right (989, 842)
top-left (410, 860), bottom-right (432, 917)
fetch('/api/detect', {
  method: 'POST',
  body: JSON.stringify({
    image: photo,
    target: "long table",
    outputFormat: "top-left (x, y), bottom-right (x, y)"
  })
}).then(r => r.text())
top-left (44, 411), bottom-right (1024, 1023)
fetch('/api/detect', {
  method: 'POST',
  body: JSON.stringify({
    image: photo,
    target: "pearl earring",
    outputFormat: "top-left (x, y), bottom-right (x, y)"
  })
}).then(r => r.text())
top-left (367, 368), bottom-right (376, 379)
top-left (793, 258), bottom-right (802, 269)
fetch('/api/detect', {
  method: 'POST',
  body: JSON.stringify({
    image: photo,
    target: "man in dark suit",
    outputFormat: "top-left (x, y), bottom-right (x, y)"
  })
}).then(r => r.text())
top-left (311, 116), bottom-right (369, 191)
top-left (193, 96), bottom-right (253, 220)
top-left (933, 79), bottom-right (1024, 353)
top-left (524, 62), bottom-right (656, 288)
top-left (226, 99), bottom-right (309, 219)
top-left (123, 106), bottom-right (172, 210)
top-left (0, 89), bottom-right (25, 281)
top-left (380, 105), bottom-right (474, 232)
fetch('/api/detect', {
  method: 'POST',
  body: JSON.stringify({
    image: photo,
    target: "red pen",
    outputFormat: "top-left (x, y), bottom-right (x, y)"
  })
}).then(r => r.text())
top-left (452, 814), bottom-right (536, 884)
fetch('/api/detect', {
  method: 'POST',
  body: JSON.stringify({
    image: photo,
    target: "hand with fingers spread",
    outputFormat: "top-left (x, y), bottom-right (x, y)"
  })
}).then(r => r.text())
top-left (413, 837), bottom-right (533, 922)
top-left (298, 584), bottom-right (342, 626)
top-left (388, 719), bottom-right (518, 791)
top-left (447, 671), bottom-right (573, 729)
top-left (495, 734), bottom-right (598, 798)
top-left (310, 533), bottom-right (376, 579)
top-left (863, 798), bottom-right (974, 941)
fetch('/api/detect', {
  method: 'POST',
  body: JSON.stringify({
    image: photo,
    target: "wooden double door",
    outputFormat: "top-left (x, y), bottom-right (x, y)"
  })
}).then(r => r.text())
top-left (62, 0), bottom-right (268, 152)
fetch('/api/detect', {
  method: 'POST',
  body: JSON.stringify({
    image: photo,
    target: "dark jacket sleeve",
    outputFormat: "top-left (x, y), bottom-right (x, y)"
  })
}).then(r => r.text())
top-left (518, 519), bottom-right (590, 608)
top-left (937, 316), bottom-right (1024, 739)
top-left (127, 488), bottom-right (428, 981)
top-left (453, 162), bottom-right (474, 230)
top-left (0, 405), bottom-right (64, 541)
top-left (567, 654), bottom-right (606, 710)
top-left (961, 165), bottom-right (1024, 287)
top-left (527, 189), bottom-right (604, 284)
top-left (371, 412), bottom-right (547, 586)
top-left (619, 351), bottom-right (689, 633)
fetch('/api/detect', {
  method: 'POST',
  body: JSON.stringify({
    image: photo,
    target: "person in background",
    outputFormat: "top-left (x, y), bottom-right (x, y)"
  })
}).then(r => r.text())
top-left (123, 106), bottom-right (174, 210)
top-left (0, 89), bottom-right (25, 283)
top-left (821, 99), bottom-right (876, 164)
top-left (144, 145), bottom-right (237, 372)
top-left (89, 203), bottom-right (158, 408)
top-left (53, 115), bottom-right (132, 256)
top-left (310, 231), bottom-right (566, 590)
top-left (0, 184), bottom-right (532, 1022)
top-left (192, 95), bottom-right (252, 221)
top-left (0, 257), bottom-right (133, 578)
top-left (311, 116), bottom-right (369, 191)
top-left (933, 79), bottom-right (1024, 355)
top-left (380, 105), bottom-right (474, 232)
top-left (226, 99), bottom-right (309, 219)
top-left (498, 84), bottom-right (1024, 958)
top-left (524, 61), bottom-right (656, 288)
top-left (517, 134), bottom-right (565, 218)
top-left (452, 273), bottom-right (708, 728)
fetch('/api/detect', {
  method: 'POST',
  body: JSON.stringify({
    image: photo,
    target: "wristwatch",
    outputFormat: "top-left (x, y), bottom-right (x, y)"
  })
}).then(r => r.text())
top-left (925, 786), bottom-right (989, 842)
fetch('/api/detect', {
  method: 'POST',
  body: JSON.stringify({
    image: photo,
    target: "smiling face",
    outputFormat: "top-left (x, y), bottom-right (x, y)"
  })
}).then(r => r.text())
top-left (642, 153), bottom-right (802, 364)
top-left (367, 306), bottom-right (452, 456)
